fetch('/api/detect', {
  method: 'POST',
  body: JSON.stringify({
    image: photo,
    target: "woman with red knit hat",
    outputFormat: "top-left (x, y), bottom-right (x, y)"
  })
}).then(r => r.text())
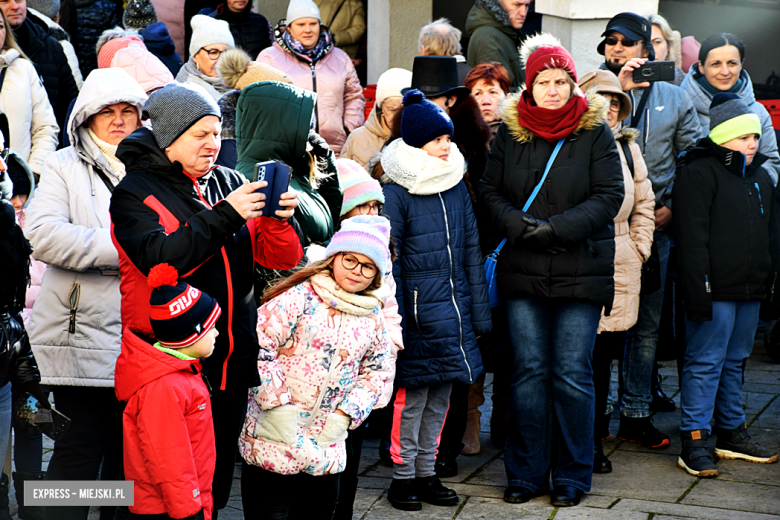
top-left (478, 33), bottom-right (624, 507)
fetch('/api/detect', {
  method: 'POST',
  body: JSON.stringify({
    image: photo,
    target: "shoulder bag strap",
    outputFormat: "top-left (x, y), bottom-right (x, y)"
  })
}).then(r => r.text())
top-left (522, 138), bottom-right (565, 212)
top-left (90, 164), bottom-right (115, 193)
top-left (629, 84), bottom-right (653, 129)
top-left (619, 139), bottom-right (635, 179)
top-left (327, 0), bottom-right (347, 29)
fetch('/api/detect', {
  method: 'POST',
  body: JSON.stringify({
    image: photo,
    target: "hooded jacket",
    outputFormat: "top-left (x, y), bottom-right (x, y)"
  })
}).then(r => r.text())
top-left (0, 48), bottom-right (59, 175)
top-left (598, 126), bottom-right (655, 333)
top-left (110, 45), bottom-right (174, 94)
top-left (139, 22), bottom-right (183, 78)
top-left (600, 63), bottom-right (702, 209)
top-left (465, 0), bottom-right (524, 89)
top-left (681, 65), bottom-right (780, 185)
top-left (381, 139), bottom-right (490, 388)
top-left (240, 279), bottom-right (389, 476)
top-left (235, 81), bottom-right (342, 246)
top-left (256, 22), bottom-right (364, 155)
top-left (673, 138), bottom-right (780, 321)
top-left (24, 69), bottom-right (147, 387)
top-left (12, 15), bottom-right (80, 133)
top-left (115, 329), bottom-right (215, 520)
top-left (200, 1), bottom-right (273, 59)
top-left (478, 90), bottom-right (624, 311)
top-left (110, 126), bottom-right (302, 391)
top-left (339, 102), bottom-right (388, 169)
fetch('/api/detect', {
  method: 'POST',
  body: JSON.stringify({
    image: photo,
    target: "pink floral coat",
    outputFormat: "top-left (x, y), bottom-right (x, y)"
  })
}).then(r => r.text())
top-left (239, 280), bottom-right (390, 476)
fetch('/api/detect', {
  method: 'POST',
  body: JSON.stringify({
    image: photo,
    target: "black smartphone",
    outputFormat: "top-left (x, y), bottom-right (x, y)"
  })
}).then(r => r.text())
top-left (633, 61), bottom-right (675, 83)
top-left (13, 393), bottom-right (72, 441)
top-left (253, 160), bottom-right (293, 220)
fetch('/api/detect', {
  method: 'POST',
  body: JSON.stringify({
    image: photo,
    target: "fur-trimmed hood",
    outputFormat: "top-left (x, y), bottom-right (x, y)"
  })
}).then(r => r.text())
top-left (501, 88), bottom-right (608, 143)
top-left (218, 90), bottom-right (240, 140)
top-left (614, 124), bottom-right (639, 144)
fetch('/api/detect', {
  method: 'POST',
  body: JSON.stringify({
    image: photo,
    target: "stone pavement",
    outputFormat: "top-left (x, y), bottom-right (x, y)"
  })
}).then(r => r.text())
top-left (8, 342), bottom-right (780, 519)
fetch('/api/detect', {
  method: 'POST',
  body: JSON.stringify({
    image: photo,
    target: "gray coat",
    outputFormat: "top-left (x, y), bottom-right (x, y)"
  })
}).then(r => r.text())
top-left (24, 70), bottom-right (147, 387)
top-left (681, 65), bottom-right (780, 185)
top-left (600, 64), bottom-right (702, 209)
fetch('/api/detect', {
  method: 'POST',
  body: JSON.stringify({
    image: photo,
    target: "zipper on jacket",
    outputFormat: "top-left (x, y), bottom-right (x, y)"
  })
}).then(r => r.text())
top-left (67, 284), bottom-right (81, 334)
top-left (187, 175), bottom-right (235, 391)
top-left (705, 275), bottom-right (711, 293)
top-left (771, 272), bottom-right (778, 303)
top-left (311, 64), bottom-right (320, 133)
top-left (413, 288), bottom-right (419, 328)
top-left (755, 182), bottom-right (764, 214)
top-left (437, 193), bottom-right (472, 383)
top-left (746, 178), bottom-right (755, 297)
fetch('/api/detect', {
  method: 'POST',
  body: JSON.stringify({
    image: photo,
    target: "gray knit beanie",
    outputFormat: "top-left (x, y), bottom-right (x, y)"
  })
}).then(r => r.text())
top-left (123, 0), bottom-right (157, 31)
top-left (286, 0), bottom-right (321, 23)
top-left (143, 83), bottom-right (221, 149)
top-left (26, 0), bottom-right (60, 21)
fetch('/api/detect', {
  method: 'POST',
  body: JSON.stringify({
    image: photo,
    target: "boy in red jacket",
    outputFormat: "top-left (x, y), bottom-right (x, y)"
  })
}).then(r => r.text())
top-left (115, 263), bottom-right (220, 520)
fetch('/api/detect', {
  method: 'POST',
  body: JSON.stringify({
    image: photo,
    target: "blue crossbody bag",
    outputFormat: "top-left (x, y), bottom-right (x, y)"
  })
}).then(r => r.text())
top-left (484, 139), bottom-right (565, 308)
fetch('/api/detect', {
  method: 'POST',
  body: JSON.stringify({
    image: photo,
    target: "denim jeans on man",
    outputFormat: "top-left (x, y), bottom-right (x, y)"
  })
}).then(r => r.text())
top-left (622, 229), bottom-right (671, 417)
top-left (504, 296), bottom-right (602, 493)
top-left (681, 301), bottom-right (760, 432)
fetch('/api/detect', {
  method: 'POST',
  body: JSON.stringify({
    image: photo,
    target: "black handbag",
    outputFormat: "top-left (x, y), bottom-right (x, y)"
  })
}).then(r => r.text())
top-left (620, 140), bottom-right (662, 295)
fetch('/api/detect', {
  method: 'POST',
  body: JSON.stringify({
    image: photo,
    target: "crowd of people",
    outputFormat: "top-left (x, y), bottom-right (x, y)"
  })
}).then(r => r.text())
top-left (0, 0), bottom-right (778, 519)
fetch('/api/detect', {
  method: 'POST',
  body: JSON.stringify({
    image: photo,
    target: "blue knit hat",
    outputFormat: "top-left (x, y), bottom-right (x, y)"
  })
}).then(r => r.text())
top-left (324, 215), bottom-right (390, 276)
top-left (709, 92), bottom-right (761, 145)
top-left (399, 89), bottom-right (454, 149)
top-left (148, 264), bottom-right (221, 349)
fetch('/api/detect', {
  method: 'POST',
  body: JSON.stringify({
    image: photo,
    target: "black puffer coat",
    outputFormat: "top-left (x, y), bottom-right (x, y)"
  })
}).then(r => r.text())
top-left (200, 2), bottom-right (273, 59)
top-left (73, 0), bottom-right (123, 77)
top-left (478, 91), bottom-right (624, 312)
top-left (12, 17), bottom-right (80, 133)
top-left (673, 138), bottom-right (780, 321)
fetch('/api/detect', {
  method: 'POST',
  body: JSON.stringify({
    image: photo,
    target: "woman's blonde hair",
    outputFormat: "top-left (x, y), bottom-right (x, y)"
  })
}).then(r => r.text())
top-left (261, 256), bottom-right (383, 305)
top-left (1, 9), bottom-right (28, 59)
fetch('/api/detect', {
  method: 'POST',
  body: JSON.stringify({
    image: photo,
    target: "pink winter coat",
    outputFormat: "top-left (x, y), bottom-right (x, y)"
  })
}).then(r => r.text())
top-left (256, 27), bottom-right (364, 155)
top-left (239, 278), bottom-right (390, 476)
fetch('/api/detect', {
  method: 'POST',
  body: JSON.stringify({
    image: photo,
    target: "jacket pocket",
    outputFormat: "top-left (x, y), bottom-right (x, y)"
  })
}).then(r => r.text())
top-left (252, 404), bottom-right (300, 444)
top-left (67, 283), bottom-right (80, 334)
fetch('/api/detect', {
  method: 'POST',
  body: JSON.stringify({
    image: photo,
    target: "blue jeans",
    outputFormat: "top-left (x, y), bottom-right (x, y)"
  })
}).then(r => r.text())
top-left (504, 296), bottom-right (602, 493)
top-left (0, 382), bottom-right (11, 468)
top-left (622, 229), bottom-right (671, 418)
top-left (681, 301), bottom-right (759, 432)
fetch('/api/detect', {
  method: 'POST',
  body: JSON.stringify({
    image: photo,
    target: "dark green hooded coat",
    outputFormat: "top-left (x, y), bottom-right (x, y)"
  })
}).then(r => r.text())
top-left (235, 81), bottom-right (342, 246)
top-left (465, 0), bottom-right (524, 90)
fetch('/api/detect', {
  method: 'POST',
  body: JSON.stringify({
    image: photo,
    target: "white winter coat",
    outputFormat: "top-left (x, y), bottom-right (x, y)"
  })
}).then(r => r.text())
top-left (25, 69), bottom-right (147, 387)
top-left (0, 49), bottom-right (59, 175)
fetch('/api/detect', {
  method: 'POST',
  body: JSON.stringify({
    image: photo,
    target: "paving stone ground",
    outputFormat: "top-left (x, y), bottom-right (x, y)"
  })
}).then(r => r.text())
top-left (8, 341), bottom-right (780, 519)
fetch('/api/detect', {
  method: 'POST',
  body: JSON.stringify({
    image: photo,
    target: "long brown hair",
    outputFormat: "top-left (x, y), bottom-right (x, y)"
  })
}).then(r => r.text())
top-left (260, 255), bottom-right (384, 306)
top-left (0, 10), bottom-right (28, 59)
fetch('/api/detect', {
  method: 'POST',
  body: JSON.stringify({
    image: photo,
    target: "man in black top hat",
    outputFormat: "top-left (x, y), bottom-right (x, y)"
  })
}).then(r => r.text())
top-left (403, 55), bottom-right (470, 114)
top-left (595, 12), bottom-right (701, 454)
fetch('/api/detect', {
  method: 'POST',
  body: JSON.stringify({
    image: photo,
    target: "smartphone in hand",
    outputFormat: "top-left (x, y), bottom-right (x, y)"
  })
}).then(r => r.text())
top-left (253, 160), bottom-right (293, 220)
top-left (632, 60), bottom-right (675, 83)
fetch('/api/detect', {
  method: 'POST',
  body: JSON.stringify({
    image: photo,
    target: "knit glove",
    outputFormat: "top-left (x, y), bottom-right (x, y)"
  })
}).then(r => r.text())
top-left (316, 412), bottom-right (350, 447)
top-left (521, 217), bottom-right (565, 254)
top-left (253, 404), bottom-right (299, 445)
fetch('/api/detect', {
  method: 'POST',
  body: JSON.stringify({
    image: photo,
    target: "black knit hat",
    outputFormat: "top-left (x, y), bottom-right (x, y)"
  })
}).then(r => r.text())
top-left (123, 0), bottom-right (158, 31)
top-left (148, 264), bottom-right (221, 349)
top-left (597, 12), bottom-right (655, 61)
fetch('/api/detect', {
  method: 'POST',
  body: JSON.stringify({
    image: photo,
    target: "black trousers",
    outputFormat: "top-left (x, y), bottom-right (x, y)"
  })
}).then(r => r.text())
top-left (45, 386), bottom-right (125, 520)
top-left (210, 383), bottom-right (249, 510)
top-left (241, 463), bottom-right (340, 520)
top-left (334, 421), bottom-right (366, 520)
top-left (592, 331), bottom-right (627, 423)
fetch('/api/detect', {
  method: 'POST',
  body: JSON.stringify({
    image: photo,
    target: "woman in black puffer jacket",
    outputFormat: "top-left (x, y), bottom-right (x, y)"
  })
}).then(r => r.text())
top-left (478, 34), bottom-right (623, 507)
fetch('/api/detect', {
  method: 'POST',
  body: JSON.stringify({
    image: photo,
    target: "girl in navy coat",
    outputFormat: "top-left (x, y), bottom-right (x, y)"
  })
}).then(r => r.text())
top-left (378, 90), bottom-right (491, 511)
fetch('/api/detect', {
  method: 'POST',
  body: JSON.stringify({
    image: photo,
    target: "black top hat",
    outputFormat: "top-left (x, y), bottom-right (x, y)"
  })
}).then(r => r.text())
top-left (597, 12), bottom-right (655, 61)
top-left (401, 56), bottom-right (470, 101)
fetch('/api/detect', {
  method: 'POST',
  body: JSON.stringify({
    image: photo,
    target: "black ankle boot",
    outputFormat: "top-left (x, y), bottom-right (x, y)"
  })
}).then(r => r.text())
top-left (13, 471), bottom-right (46, 520)
top-left (0, 474), bottom-right (13, 520)
top-left (593, 437), bottom-right (613, 473)
top-left (650, 363), bottom-right (676, 413)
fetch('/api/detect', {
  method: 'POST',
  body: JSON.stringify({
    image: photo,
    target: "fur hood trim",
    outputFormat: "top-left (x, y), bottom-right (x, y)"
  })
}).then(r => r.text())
top-left (615, 125), bottom-right (639, 143)
top-left (519, 33), bottom-right (563, 70)
top-left (501, 89), bottom-right (608, 143)
top-left (217, 90), bottom-right (240, 140)
top-left (477, 0), bottom-right (512, 27)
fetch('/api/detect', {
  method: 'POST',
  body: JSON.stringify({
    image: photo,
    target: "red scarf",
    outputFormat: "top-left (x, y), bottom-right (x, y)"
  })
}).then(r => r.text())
top-left (516, 90), bottom-right (589, 142)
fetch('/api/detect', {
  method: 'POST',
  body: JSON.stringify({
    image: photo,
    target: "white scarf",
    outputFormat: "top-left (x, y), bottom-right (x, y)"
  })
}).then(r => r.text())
top-left (309, 274), bottom-right (380, 317)
top-left (380, 138), bottom-right (465, 195)
top-left (88, 128), bottom-right (126, 180)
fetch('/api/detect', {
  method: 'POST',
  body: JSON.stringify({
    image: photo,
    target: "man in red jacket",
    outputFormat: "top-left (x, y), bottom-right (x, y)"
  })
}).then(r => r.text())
top-left (110, 83), bottom-right (303, 515)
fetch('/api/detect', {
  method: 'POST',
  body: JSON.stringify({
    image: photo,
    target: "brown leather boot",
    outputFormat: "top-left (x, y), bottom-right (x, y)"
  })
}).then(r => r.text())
top-left (461, 374), bottom-right (485, 455)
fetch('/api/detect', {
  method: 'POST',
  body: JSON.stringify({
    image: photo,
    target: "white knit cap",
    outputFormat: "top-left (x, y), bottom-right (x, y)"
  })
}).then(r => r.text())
top-left (189, 15), bottom-right (235, 59)
top-left (376, 68), bottom-right (413, 108)
top-left (286, 0), bottom-right (321, 23)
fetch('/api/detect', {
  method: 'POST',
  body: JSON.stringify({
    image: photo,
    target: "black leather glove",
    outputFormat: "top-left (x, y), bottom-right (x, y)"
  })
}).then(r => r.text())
top-left (521, 217), bottom-right (566, 254)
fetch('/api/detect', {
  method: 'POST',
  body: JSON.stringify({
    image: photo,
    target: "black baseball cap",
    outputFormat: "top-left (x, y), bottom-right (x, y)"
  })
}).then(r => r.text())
top-left (597, 12), bottom-right (655, 60)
